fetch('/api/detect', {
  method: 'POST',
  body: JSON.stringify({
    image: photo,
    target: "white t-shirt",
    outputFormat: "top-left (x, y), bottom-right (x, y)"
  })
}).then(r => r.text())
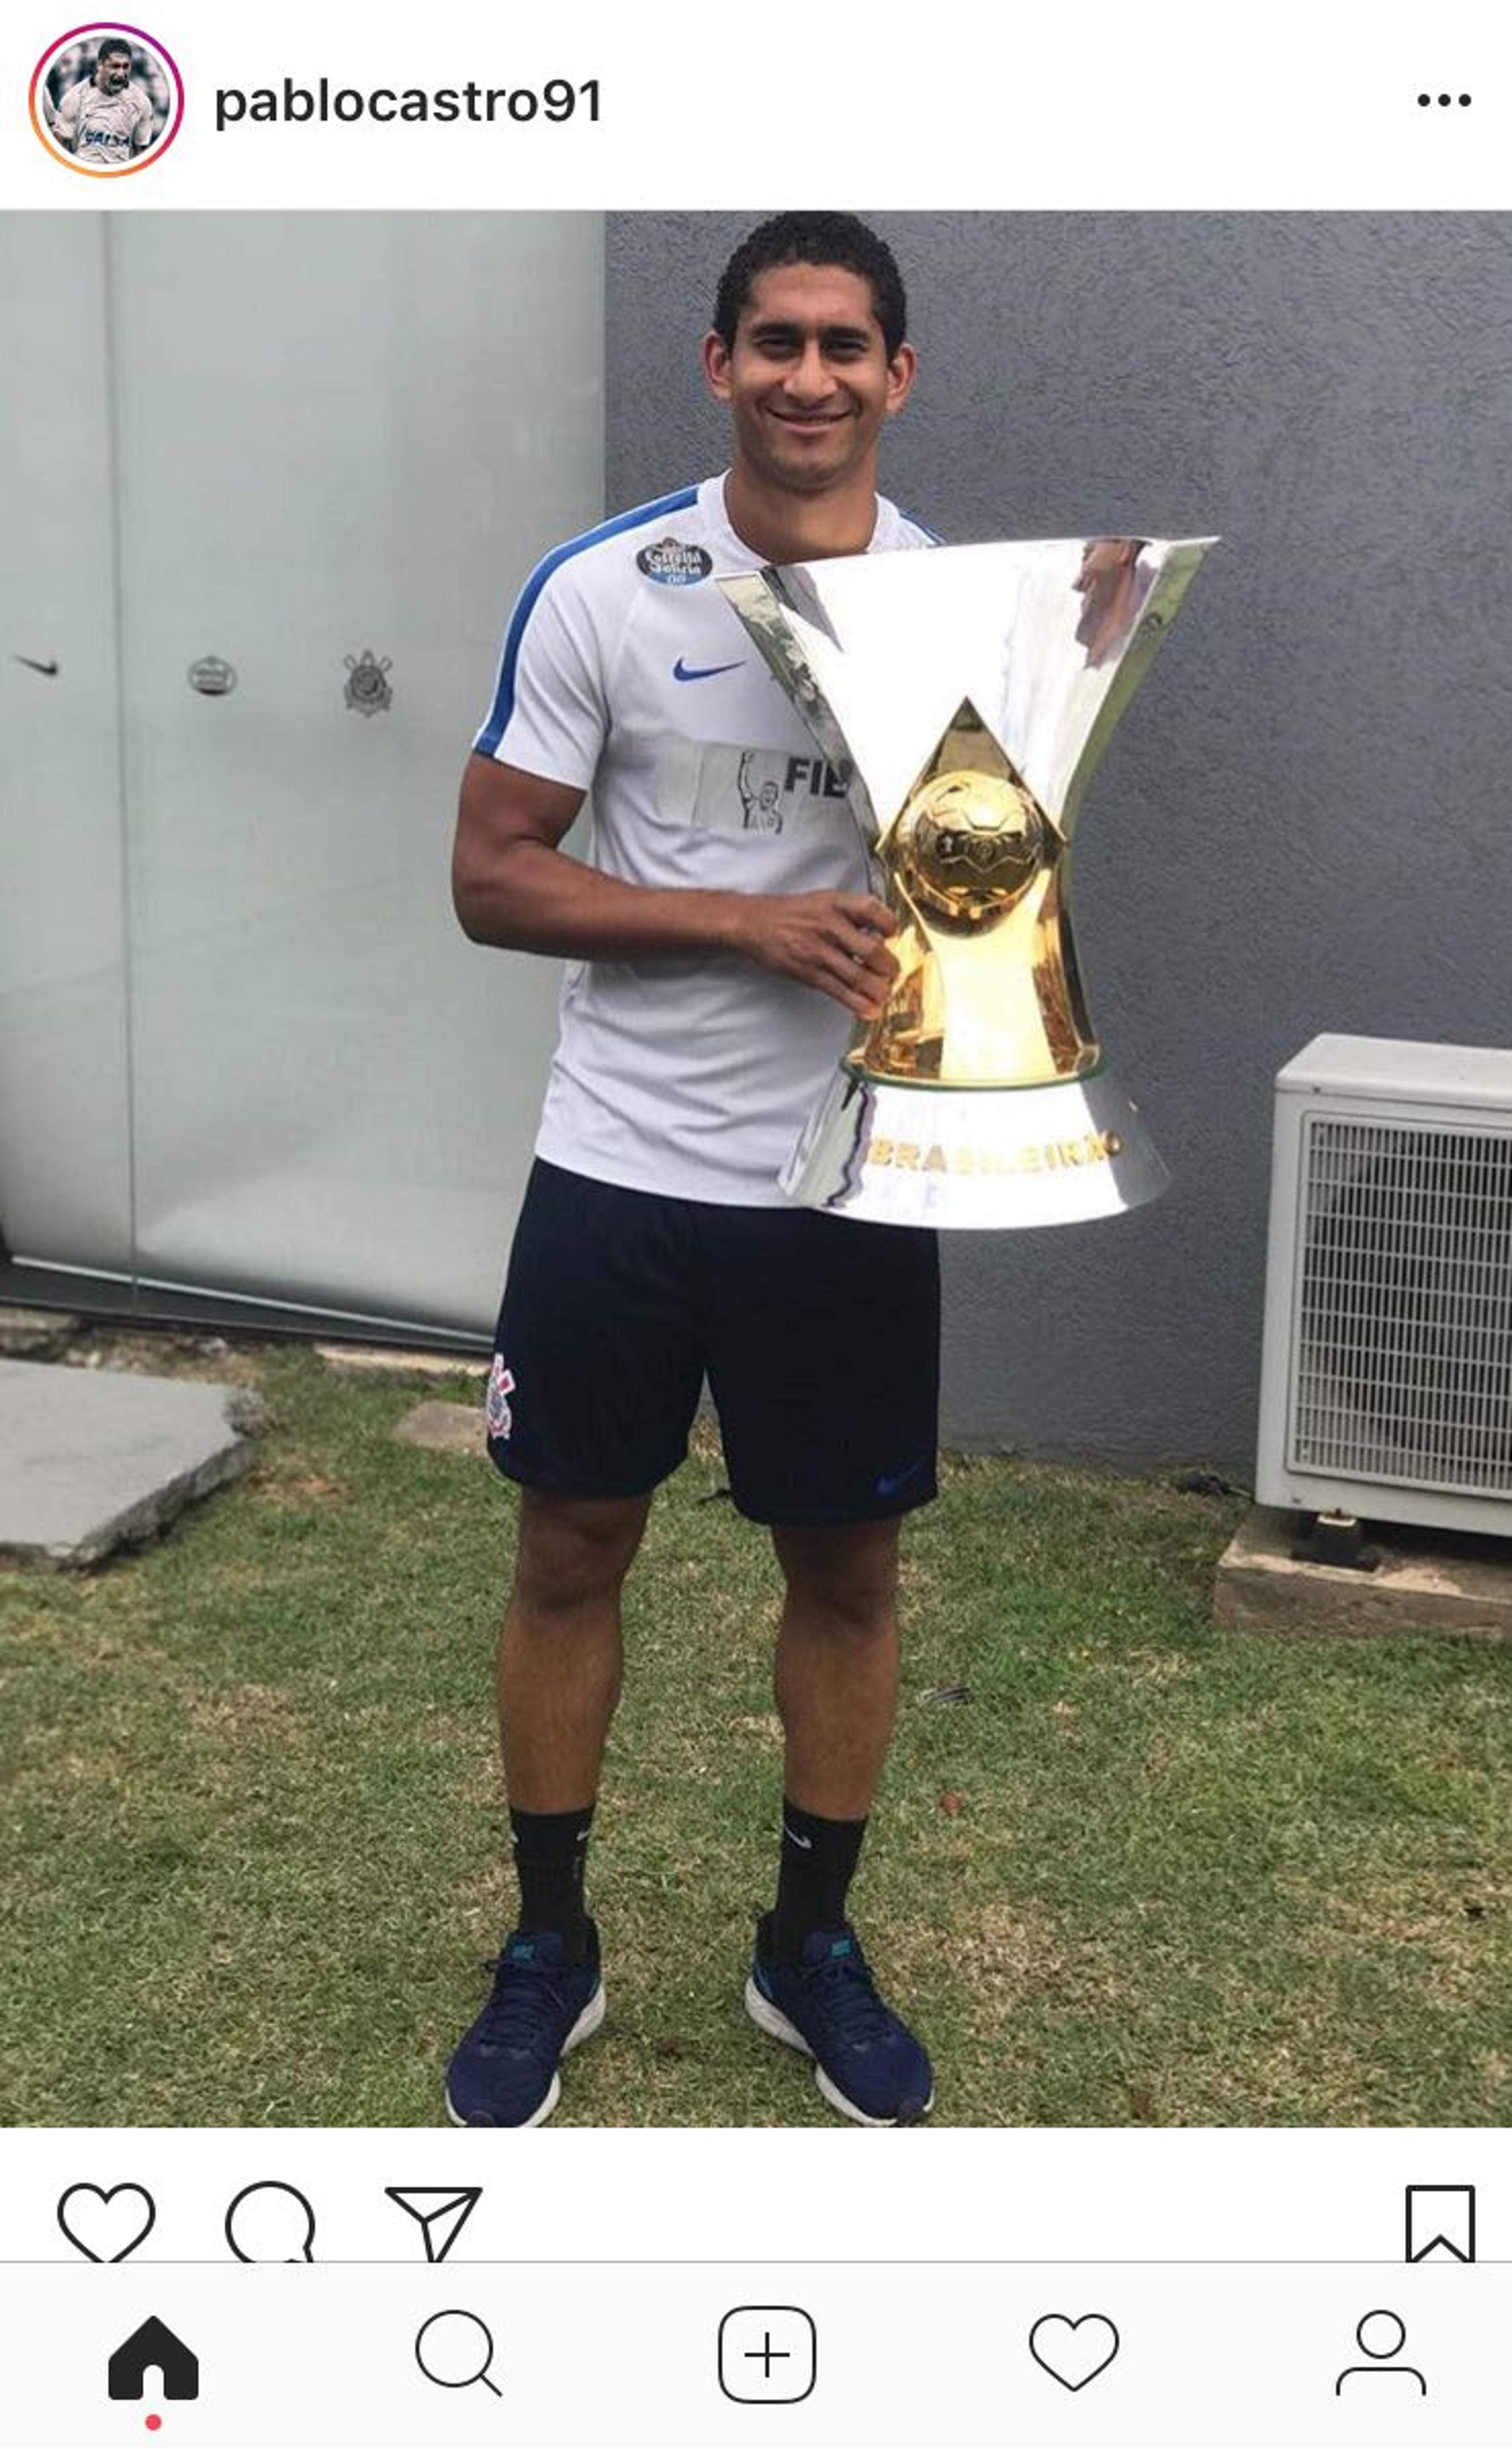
top-left (52, 77), bottom-right (154, 165)
top-left (474, 472), bottom-right (936, 1204)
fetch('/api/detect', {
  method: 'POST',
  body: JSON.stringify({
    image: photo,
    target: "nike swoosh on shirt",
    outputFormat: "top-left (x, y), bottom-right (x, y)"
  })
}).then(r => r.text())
top-left (673, 656), bottom-right (745, 683)
top-left (12, 655), bottom-right (59, 677)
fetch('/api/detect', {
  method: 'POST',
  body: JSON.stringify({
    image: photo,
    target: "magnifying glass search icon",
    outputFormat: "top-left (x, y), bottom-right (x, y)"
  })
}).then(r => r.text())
top-left (414, 2308), bottom-right (502, 2397)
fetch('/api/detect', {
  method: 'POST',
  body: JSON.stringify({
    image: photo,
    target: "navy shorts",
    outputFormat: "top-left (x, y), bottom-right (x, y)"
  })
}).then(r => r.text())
top-left (485, 1159), bottom-right (941, 1526)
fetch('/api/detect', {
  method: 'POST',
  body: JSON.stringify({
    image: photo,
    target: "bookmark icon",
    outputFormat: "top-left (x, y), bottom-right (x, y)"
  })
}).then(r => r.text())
top-left (1405, 2185), bottom-right (1475, 2262)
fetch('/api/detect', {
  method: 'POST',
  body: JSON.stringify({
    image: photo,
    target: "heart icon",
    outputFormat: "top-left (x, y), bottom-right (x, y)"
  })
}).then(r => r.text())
top-left (1028, 2312), bottom-right (1120, 2391)
top-left (57, 2183), bottom-right (156, 2263)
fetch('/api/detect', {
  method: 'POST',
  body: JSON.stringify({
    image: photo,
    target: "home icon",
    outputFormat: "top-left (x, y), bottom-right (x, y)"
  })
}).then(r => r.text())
top-left (107, 2316), bottom-right (199, 2401)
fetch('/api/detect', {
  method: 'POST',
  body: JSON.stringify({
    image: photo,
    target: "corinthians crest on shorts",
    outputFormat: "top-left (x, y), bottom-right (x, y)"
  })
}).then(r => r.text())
top-left (485, 1356), bottom-right (516, 1440)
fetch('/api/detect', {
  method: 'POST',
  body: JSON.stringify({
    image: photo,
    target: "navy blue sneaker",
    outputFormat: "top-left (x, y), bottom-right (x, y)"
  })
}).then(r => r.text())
top-left (445, 1923), bottom-right (604, 2128)
top-left (745, 1915), bottom-right (934, 2126)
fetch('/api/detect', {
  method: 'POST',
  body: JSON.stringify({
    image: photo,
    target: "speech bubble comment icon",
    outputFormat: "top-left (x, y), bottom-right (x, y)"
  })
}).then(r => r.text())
top-left (224, 2181), bottom-right (316, 2262)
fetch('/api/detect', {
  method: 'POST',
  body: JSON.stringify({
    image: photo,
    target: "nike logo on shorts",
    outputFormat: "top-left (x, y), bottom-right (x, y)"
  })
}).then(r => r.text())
top-left (876, 1457), bottom-right (927, 1498)
top-left (673, 656), bottom-right (744, 683)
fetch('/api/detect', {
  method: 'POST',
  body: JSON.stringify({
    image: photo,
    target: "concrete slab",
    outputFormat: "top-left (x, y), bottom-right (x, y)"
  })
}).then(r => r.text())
top-left (391, 1400), bottom-right (488, 1459)
top-left (0, 1361), bottom-right (258, 1569)
top-left (1215, 1504), bottom-right (1512, 1641)
top-left (317, 1342), bottom-right (487, 1381)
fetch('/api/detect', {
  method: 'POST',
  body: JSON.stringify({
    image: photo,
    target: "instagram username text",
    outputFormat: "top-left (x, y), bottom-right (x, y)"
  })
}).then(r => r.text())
top-left (215, 78), bottom-right (600, 130)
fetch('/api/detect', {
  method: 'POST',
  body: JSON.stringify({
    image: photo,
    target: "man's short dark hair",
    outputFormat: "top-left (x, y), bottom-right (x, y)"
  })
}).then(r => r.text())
top-left (713, 213), bottom-right (908, 360)
top-left (97, 36), bottom-right (133, 63)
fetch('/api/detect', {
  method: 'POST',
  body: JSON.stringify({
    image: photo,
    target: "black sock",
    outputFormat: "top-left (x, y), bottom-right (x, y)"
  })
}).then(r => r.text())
top-left (772, 1798), bottom-right (867, 1960)
top-left (509, 1804), bottom-right (594, 1957)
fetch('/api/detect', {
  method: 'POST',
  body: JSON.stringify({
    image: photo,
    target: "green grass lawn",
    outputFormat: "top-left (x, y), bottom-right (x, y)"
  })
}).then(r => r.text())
top-left (2, 1332), bottom-right (1508, 2127)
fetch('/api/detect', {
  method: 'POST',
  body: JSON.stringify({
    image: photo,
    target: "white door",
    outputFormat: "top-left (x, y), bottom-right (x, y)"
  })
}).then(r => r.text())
top-left (1, 212), bottom-right (603, 1335)
top-left (0, 216), bottom-right (135, 1283)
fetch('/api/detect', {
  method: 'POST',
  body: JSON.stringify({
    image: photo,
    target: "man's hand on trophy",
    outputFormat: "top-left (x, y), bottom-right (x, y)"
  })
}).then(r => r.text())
top-left (731, 890), bottom-right (899, 1021)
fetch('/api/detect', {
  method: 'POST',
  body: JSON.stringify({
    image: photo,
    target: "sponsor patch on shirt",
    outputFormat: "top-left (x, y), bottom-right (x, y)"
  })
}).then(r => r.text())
top-left (636, 537), bottom-right (714, 587)
top-left (657, 742), bottom-right (857, 835)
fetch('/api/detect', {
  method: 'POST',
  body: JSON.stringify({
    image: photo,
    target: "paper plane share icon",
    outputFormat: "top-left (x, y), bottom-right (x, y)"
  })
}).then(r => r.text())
top-left (384, 2186), bottom-right (482, 2263)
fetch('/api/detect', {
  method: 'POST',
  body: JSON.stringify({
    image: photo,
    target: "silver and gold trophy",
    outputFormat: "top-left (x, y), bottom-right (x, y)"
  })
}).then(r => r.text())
top-left (721, 535), bottom-right (1215, 1228)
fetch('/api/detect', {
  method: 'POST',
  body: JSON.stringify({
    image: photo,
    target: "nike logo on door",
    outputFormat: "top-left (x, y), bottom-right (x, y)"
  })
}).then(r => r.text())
top-left (673, 657), bottom-right (744, 683)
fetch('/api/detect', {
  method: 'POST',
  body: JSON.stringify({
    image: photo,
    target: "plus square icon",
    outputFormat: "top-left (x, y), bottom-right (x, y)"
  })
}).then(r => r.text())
top-left (718, 2305), bottom-right (817, 2404)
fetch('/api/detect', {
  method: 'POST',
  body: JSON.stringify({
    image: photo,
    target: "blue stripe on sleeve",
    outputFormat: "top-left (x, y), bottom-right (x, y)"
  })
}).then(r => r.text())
top-left (472, 484), bottom-right (700, 757)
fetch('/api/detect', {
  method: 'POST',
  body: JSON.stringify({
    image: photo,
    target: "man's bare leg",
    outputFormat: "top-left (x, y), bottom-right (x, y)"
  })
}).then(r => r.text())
top-left (771, 1516), bottom-right (901, 1819)
top-left (497, 1487), bottom-right (651, 1809)
top-left (447, 1487), bottom-right (650, 2126)
top-left (750, 1514), bottom-right (933, 2122)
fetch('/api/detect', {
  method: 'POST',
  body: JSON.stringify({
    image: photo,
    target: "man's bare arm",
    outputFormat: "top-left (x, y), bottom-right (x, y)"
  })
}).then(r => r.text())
top-left (452, 752), bottom-right (897, 1021)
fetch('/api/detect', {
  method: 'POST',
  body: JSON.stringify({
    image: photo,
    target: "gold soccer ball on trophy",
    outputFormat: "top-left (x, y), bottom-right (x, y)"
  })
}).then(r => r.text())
top-left (893, 771), bottom-right (1047, 929)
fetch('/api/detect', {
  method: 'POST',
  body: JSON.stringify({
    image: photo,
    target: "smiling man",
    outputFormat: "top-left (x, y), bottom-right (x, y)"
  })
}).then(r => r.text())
top-left (50, 37), bottom-right (156, 167)
top-left (448, 213), bottom-right (941, 2129)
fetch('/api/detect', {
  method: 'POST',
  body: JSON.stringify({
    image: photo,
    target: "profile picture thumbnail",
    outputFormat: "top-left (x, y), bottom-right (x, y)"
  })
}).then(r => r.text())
top-left (30, 23), bottom-right (184, 176)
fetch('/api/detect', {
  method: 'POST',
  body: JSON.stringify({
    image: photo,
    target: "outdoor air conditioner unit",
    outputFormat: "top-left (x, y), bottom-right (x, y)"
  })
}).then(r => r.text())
top-left (1255, 1035), bottom-right (1512, 1538)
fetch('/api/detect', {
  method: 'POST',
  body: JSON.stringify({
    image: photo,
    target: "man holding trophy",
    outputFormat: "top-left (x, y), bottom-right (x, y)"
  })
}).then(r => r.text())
top-left (448, 210), bottom-right (1211, 2129)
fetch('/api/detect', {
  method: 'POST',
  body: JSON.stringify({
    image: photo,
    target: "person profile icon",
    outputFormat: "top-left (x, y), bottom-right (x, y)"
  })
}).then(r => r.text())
top-left (1334, 2308), bottom-right (1427, 2395)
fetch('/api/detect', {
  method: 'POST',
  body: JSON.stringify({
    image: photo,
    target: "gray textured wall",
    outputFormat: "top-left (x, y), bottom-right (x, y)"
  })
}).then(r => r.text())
top-left (606, 213), bottom-right (1512, 1471)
